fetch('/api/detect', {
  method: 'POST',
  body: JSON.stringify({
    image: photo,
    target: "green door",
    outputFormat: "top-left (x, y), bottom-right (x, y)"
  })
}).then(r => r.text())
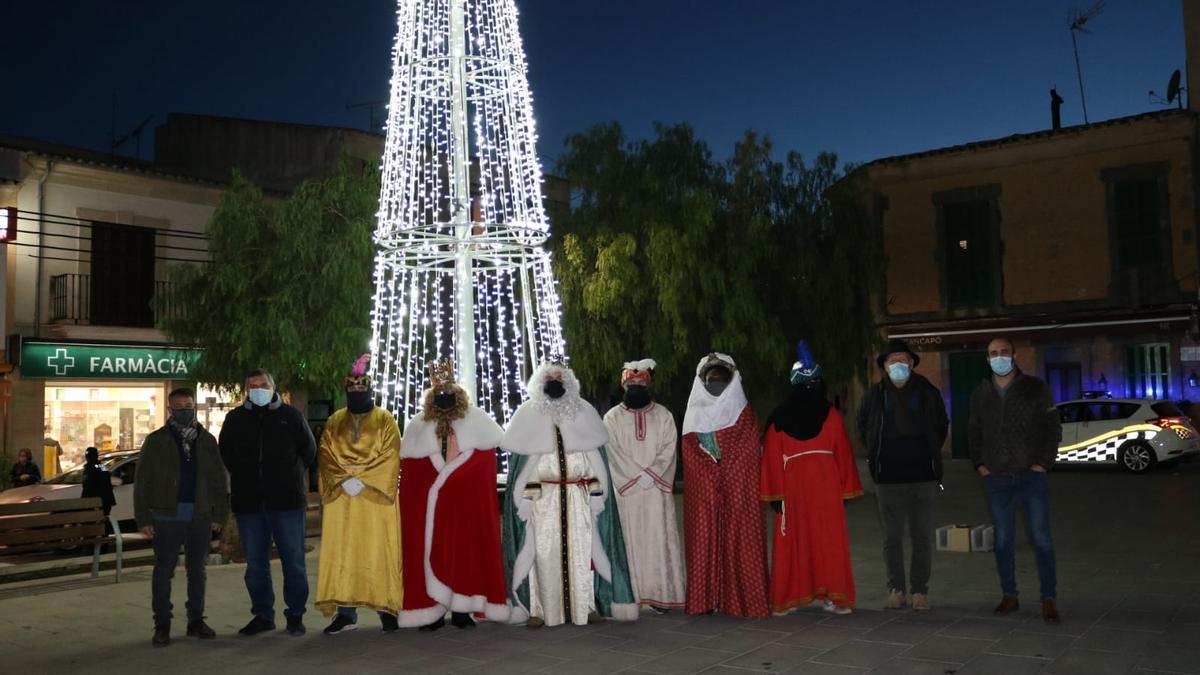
top-left (948, 351), bottom-right (991, 459)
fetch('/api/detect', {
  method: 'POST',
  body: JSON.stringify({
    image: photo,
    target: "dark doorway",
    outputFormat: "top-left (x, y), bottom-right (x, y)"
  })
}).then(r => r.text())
top-left (1045, 362), bottom-right (1083, 403)
top-left (948, 351), bottom-right (991, 459)
top-left (90, 221), bottom-right (155, 326)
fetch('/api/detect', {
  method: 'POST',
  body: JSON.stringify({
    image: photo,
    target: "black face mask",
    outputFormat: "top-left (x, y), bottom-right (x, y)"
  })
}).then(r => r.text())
top-left (346, 390), bottom-right (374, 414)
top-left (704, 380), bottom-right (729, 396)
top-left (623, 385), bottom-right (652, 409)
top-left (171, 408), bottom-right (196, 427)
top-left (434, 392), bottom-right (458, 410)
top-left (543, 380), bottom-right (566, 399)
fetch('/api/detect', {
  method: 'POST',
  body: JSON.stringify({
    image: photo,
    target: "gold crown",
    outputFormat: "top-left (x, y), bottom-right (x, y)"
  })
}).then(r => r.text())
top-left (428, 358), bottom-right (456, 387)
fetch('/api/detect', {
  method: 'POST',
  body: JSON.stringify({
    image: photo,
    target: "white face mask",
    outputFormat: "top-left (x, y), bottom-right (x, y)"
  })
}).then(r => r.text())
top-left (247, 388), bottom-right (274, 406)
top-left (989, 356), bottom-right (1014, 377)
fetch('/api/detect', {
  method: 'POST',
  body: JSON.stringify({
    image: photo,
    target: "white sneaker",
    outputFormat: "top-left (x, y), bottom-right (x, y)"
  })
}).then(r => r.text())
top-left (823, 599), bottom-right (852, 615)
top-left (884, 589), bottom-right (907, 610)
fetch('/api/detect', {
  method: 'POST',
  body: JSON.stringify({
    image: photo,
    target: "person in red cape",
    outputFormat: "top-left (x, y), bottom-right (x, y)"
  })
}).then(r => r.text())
top-left (396, 358), bottom-right (510, 630)
top-left (760, 341), bottom-right (864, 615)
top-left (680, 352), bottom-right (769, 618)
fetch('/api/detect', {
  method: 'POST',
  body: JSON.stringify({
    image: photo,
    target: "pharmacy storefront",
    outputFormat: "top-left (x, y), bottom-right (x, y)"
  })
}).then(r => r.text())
top-left (16, 340), bottom-right (226, 475)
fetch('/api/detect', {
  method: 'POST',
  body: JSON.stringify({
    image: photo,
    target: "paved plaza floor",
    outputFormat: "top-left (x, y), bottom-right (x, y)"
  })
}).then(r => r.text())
top-left (3, 458), bottom-right (1199, 674)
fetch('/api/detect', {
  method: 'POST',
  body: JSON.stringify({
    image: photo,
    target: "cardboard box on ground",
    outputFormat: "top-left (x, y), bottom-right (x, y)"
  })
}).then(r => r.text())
top-left (936, 524), bottom-right (994, 552)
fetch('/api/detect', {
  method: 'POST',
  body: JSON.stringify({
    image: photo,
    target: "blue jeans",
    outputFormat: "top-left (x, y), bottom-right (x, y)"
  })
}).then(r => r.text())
top-left (984, 470), bottom-right (1057, 600)
top-left (236, 508), bottom-right (308, 621)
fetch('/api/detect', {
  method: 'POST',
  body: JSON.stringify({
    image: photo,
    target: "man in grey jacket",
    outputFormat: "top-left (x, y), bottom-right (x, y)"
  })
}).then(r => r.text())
top-left (968, 337), bottom-right (1062, 624)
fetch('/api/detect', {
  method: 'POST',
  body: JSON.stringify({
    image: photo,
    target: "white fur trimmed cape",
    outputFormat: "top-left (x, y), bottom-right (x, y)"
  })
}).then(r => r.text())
top-left (396, 406), bottom-right (510, 627)
top-left (499, 397), bottom-right (639, 624)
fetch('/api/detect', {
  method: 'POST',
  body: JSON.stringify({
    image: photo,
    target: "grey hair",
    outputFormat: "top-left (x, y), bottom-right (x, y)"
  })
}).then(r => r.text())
top-left (245, 368), bottom-right (276, 390)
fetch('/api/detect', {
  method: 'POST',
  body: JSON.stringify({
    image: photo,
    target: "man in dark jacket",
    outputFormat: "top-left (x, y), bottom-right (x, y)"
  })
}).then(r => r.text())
top-left (857, 339), bottom-right (948, 612)
top-left (968, 337), bottom-right (1062, 625)
top-left (219, 369), bottom-right (317, 637)
top-left (134, 387), bottom-right (229, 647)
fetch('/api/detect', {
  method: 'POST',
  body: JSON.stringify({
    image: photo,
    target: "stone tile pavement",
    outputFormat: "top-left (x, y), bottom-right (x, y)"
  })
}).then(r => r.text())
top-left (3, 458), bottom-right (1199, 673)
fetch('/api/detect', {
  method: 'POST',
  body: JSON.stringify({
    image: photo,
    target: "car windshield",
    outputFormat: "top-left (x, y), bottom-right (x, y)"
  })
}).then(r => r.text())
top-left (1151, 402), bottom-right (1184, 417)
top-left (44, 456), bottom-right (127, 485)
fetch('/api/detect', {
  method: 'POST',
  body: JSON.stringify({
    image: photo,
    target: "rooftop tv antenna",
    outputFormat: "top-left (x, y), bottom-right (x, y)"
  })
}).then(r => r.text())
top-left (346, 99), bottom-right (387, 131)
top-left (1149, 69), bottom-right (1185, 109)
top-left (1068, 2), bottom-right (1105, 124)
top-left (109, 113), bottom-right (155, 160)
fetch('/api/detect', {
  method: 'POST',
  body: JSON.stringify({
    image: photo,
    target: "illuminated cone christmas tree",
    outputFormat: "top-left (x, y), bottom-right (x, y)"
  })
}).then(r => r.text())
top-left (369, 0), bottom-right (566, 426)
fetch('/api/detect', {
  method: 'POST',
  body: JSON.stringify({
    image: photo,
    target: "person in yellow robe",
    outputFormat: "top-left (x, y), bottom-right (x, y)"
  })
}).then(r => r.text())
top-left (315, 354), bottom-right (404, 634)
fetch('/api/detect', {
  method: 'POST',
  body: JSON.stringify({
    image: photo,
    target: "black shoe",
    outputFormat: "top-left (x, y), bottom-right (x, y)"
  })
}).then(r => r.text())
top-left (286, 615), bottom-right (306, 636)
top-left (418, 617), bottom-right (445, 632)
top-left (152, 625), bottom-right (170, 648)
top-left (238, 616), bottom-right (276, 636)
top-left (649, 606), bottom-right (670, 615)
top-left (380, 613), bottom-right (399, 633)
top-left (323, 614), bottom-right (356, 635)
top-left (186, 619), bottom-right (216, 639)
top-left (450, 612), bottom-right (476, 629)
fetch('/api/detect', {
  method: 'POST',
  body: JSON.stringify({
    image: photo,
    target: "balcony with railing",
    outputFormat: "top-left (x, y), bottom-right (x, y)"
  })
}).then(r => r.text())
top-left (49, 274), bottom-right (183, 328)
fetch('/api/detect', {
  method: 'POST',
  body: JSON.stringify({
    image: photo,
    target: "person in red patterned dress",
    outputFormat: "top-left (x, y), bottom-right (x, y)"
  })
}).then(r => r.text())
top-left (680, 352), bottom-right (769, 618)
top-left (760, 341), bottom-right (864, 615)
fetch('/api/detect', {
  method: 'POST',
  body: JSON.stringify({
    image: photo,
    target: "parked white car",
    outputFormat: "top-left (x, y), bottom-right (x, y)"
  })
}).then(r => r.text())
top-left (1055, 399), bottom-right (1200, 472)
top-left (0, 450), bottom-right (138, 525)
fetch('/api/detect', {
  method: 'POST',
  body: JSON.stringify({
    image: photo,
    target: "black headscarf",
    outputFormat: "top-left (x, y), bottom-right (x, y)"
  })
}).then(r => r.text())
top-left (767, 381), bottom-right (831, 441)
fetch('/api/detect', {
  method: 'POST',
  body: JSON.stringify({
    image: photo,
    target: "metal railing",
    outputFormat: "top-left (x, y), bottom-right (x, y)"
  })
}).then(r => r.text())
top-left (48, 274), bottom-right (181, 327)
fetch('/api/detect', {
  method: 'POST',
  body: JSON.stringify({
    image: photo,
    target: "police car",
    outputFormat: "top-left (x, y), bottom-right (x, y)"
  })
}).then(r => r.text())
top-left (1055, 399), bottom-right (1200, 472)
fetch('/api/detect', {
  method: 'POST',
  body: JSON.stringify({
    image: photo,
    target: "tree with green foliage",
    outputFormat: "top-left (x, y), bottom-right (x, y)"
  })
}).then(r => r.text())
top-left (549, 122), bottom-right (882, 417)
top-left (162, 160), bottom-right (380, 403)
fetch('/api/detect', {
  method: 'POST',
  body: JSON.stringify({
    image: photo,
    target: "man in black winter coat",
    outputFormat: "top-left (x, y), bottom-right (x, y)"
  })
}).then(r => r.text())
top-left (219, 369), bottom-right (317, 637)
top-left (856, 339), bottom-right (948, 612)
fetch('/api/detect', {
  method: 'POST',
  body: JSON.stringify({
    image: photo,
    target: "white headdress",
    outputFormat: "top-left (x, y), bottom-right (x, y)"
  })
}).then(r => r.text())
top-left (681, 352), bottom-right (749, 435)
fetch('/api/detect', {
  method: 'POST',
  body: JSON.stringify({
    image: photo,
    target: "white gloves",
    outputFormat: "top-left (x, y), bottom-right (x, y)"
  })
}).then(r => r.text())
top-left (517, 498), bottom-right (534, 522)
top-left (637, 472), bottom-right (655, 490)
top-left (589, 495), bottom-right (605, 515)
top-left (342, 477), bottom-right (366, 497)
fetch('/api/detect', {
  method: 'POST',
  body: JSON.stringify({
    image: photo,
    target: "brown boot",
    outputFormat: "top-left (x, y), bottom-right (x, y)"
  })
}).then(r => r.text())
top-left (993, 595), bottom-right (1019, 616)
top-left (1042, 599), bottom-right (1061, 625)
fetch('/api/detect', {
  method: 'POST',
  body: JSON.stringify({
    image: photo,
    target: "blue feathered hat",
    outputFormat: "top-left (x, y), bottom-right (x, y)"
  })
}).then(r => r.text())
top-left (790, 339), bottom-right (822, 385)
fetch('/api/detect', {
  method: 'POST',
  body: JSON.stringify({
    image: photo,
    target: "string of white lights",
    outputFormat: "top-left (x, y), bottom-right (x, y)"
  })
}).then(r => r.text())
top-left (368, 0), bottom-right (564, 430)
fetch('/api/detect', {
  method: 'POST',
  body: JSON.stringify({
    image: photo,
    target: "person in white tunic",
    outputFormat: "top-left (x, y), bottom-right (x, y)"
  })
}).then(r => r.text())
top-left (500, 361), bottom-right (639, 628)
top-left (602, 359), bottom-right (686, 612)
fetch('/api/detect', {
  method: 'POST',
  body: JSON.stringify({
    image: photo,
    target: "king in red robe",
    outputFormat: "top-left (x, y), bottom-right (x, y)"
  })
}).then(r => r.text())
top-left (760, 341), bottom-right (864, 615)
top-left (680, 352), bottom-right (770, 618)
top-left (397, 359), bottom-right (510, 629)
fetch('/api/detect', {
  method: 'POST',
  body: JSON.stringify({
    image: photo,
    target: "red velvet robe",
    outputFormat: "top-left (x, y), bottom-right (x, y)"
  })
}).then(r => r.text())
top-left (682, 406), bottom-right (770, 618)
top-left (398, 444), bottom-right (509, 625)
top-left (760, 408), bottom-right (863, 612)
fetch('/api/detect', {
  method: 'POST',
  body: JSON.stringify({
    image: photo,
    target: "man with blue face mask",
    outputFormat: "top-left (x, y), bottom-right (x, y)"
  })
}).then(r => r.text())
top-left (968, 337), bottom-right (1062, 625)
top-left (219, 369), bottom-right (317, 638)
top-left (856, 339), bottom-right (948, 612)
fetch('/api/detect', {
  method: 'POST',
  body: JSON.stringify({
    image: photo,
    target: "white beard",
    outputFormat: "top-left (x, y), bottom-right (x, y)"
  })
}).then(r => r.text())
top-left (527, 362), bottom-right (583, 425)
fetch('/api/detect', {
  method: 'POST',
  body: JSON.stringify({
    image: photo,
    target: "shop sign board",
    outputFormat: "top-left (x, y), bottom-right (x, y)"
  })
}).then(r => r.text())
top-left (20, 342), bottom-right (201, 380)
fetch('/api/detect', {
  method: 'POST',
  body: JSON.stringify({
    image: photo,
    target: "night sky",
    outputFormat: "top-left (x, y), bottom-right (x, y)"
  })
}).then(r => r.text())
top-left (0, 1), bottom-right (1186, 168)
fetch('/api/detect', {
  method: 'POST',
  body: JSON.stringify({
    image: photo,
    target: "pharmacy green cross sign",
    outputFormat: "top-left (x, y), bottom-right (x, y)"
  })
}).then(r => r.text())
top-left (20, 342), bottom-right (202, 380)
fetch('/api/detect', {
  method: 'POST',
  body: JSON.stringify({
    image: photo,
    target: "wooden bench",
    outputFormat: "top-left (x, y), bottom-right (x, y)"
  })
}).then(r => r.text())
top-left (0, 497), bottom-right (124, 582)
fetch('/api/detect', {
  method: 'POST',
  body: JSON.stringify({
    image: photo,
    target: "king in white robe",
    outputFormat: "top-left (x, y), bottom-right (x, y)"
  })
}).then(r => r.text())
top-left (604, 397), bottom-right (686, 611)
top-left (501, 362), bottom-right (639, 627)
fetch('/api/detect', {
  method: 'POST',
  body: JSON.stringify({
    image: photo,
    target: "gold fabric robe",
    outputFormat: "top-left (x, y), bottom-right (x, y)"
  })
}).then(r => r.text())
top-left (315, 407), bottom-right (404, 616)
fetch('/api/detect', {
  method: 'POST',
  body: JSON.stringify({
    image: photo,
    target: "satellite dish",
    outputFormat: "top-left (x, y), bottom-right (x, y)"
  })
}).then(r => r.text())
top-left (1167, 69), bottom-right (1182, 104)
